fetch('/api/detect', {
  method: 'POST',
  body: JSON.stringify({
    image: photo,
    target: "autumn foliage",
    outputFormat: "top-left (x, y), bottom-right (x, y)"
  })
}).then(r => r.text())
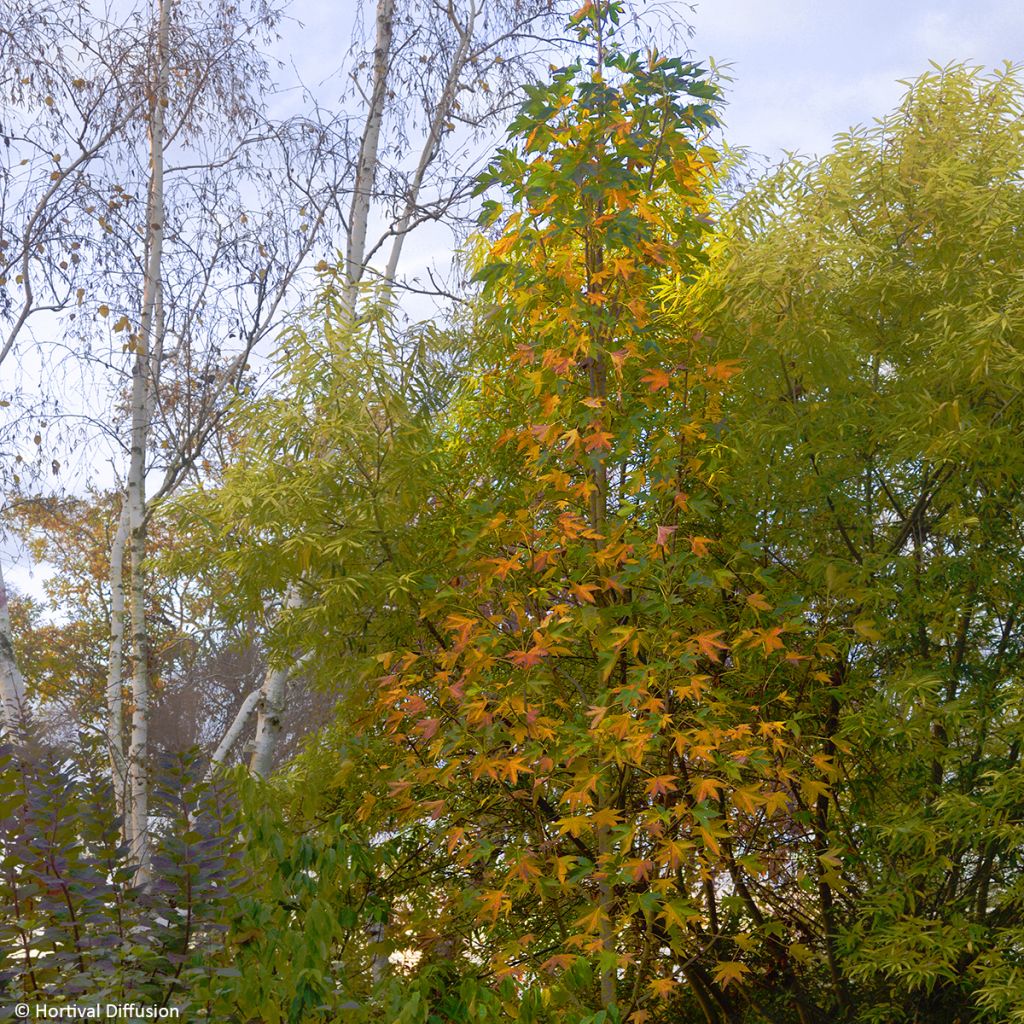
top-left (369, 7), bottom-right (841, 1021)
top-left (5, 4), bottom-right (1024, 1023)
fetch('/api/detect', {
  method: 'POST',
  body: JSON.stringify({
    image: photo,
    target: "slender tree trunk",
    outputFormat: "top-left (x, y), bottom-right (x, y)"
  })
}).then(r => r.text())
top-left (0, 561), bottom-right (28, 735)
top-left (240, 0), bottom-right (397, 777)
top-left (106, 505), bottom-right (130, 831)
top-left (248, 665), bottom-right (291, 777)
top-left (210, 689), bottom-right (262, 768)
top-left (342, 0), bottom-right (396, 315)
top-left (248, 592), bottom-right (305, 777)
top-left (381, 0), bottom-right (475, 292)
top-left (125, 0), bottom-right (171, 883)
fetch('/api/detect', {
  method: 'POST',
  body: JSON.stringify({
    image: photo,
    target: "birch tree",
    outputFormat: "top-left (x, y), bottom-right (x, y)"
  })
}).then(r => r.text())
top-left (233, 0), bottom-right (568, 777)
top-left (0, 0), bottom-right (350, 869)
top-left (1, 0), bottom-right (566, 866)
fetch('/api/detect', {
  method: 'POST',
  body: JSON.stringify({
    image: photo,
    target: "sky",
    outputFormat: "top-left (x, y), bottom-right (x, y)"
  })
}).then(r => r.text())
top-left (270, 0), bottom-right (1024, 164)
top-left (4, 0), bottom-right (1024, 599)
top-left (687, 0), bottom-right (1024, 161)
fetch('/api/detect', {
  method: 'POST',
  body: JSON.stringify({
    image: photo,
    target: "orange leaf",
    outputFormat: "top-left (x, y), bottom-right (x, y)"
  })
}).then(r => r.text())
top-left (477, 889), bottom-right (509, 923)
top-left (691, 776), bottom-right (723, 803)
top-left (690, 535), bottom-right (714, 556)
top-left (707, 360), bottom-right (742, 381)
top-left (695, 630), bottom-right (728, 662)
top-left (644, 774), bottom-right (678, 798)
top-left (649, 976), bottom-right (677, 999)
top-left (642, 368), bottom-right (671, 392)
top-left (583, 429), bottom-right (614, 452)
top-left (571, 582), bottom-right (600, 604)
top-left (508, 644), bottom-right (549, 669)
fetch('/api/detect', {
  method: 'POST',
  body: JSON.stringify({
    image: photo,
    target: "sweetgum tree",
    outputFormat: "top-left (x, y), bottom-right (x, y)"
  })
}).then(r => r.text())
top-left (369, 5), bottom-right (842, 1021)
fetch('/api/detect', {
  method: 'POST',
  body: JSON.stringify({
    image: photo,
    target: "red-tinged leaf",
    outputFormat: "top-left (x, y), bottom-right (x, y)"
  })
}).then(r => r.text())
top-left (508, 644), bottom-right (549, 668)
top-left (584, 429), bottom-right (614, 452)
top-left (656, 524), bottom-right (677, 548)
top-left (416, 717), bottom-right (440, 740)
top-left (642, 367), bottom-right (671, 392)
top-left (694, 630), bottom-right (728, 661)
top-left (745, 591), bottom-right (772, 611)
top-left (644, 774), bottom-right (678, 798)
top-left (540, 954), bottom-right (577, 973)
top-left (625, 857), bottom-right (654, 882)
top-left (423, 799), bottom-right (446, 820)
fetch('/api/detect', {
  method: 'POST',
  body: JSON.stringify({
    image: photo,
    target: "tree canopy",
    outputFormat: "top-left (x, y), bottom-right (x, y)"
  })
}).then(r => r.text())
top-left (2, 4), bottom-right (1024, 1023)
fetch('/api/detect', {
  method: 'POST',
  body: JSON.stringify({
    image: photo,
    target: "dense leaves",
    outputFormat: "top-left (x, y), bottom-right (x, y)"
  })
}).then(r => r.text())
top-left (692, 62), bottom-right (1024, 1023)
top-left (3, 5), bottom-right (1024, 1023)
top-left (0, 742), bottom-right (245, 1009)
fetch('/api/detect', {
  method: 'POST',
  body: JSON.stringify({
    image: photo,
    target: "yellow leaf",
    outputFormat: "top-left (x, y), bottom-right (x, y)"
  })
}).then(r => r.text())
top-left (712, 961), bottom-right (750, 988)
top-left (854, 618), bottom-right (882, 641)
top-left (659, 899), bottom-right (697, 932)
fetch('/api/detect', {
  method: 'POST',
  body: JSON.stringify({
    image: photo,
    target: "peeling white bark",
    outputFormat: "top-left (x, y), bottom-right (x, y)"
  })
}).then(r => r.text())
top-left (248, 592), bottom-right (306, 778)
top-left (248, 665), bottom-right (291, 778)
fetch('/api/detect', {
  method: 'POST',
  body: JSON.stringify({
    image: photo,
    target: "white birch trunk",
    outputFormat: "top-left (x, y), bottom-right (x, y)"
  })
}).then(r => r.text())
top-left (0, 561), bottom-right (28, 736)
top-left (235, 0), bottom-right (397, 776)
top-left (381, 0), bottom-right (475, 291)
top-left (106, 504), bottom-right (130, 831)
top-left (248, 664), bottom-right (291, 778)
top-left (210, 688), bottom-right (261, 768)
top-left (342, 0), bottom-right (396, 315)
top-left (248, 591), bottom-right (305, 778)
top-left (125, 0), bottom-right (171, 883)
